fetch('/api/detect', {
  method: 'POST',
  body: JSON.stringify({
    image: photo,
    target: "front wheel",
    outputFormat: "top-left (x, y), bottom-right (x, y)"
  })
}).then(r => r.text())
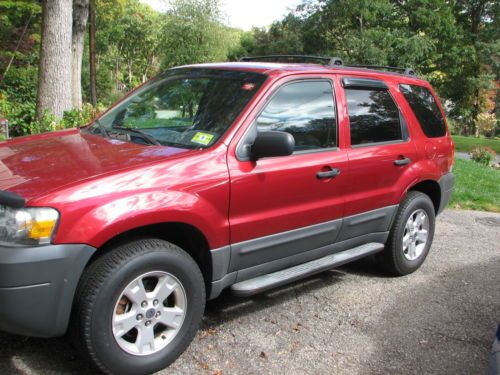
top-left (377, 191), bottom-right (436, 276)
top-left (70, 239), bottom-right (205, 375)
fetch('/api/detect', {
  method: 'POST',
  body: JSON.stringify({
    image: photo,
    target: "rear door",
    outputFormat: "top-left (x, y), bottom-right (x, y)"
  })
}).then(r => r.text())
top-left (227, 77), bottom-right (348, 272)
top-left (337, 76), bottom-right (418, 240)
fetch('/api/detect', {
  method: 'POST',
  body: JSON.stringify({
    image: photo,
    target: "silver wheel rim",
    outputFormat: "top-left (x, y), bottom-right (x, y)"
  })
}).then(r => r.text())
top-left (402, 209), bottom-right (429, 261)
top-left (112, 271), bottom-right (187, 356)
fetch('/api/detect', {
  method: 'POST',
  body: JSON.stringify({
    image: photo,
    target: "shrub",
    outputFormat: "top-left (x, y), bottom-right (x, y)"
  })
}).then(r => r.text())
top-left (475, 112), bottom-right (497, 137)
top-left (61, 104), bottom-right (96, 128)
top-left (470, 146), bottom-right (496, 166)
top-left (1, 67), bottom-right (38, 103)
top-left (0, 93), bottom-right (106, 137)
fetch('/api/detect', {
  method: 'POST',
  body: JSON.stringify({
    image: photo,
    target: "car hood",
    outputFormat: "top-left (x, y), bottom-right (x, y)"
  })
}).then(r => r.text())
top-left (0, 129), bottom-right (192, 202)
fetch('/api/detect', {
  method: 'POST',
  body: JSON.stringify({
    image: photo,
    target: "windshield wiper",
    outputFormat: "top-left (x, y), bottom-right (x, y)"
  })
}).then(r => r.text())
top-left (111, 126), bottom-right (161, 146)
top-left (95, 119), bottom-right (109, 138)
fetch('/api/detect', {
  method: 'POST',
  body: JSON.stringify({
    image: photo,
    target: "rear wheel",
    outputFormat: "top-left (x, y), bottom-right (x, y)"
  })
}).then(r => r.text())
top-left (70, 239), bottom-right (205, 375)
top-left (377, 191), bottom-right (436, 276)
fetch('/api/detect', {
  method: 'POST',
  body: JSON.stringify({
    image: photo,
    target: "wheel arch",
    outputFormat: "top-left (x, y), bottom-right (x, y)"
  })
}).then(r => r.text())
top-left (407, 179), bottom-right (441, 214)
top-left (83, 222), bottom-right (214, 297)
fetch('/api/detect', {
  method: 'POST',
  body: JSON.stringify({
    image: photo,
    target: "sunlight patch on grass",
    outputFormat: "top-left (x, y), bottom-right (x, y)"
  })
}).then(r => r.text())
top-left (449, 158), bottom-right (500, 212)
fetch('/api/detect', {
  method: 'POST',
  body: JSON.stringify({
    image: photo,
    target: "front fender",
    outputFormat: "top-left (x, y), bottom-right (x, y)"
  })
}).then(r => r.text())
top-left (58, 190), bottom-right (229, 248)
top-left (29, 147), bottom-right (230, 249)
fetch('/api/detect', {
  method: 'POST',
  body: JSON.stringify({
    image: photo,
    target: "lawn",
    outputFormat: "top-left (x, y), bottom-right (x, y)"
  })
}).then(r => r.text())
top-left (449, 158), bottom-right (500, 212)
top-left (452, 135), bottom-right (500, 153)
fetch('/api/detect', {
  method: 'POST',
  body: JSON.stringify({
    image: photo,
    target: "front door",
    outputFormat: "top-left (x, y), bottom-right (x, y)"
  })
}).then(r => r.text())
top-left (227, 78), bottom-right (348, 272)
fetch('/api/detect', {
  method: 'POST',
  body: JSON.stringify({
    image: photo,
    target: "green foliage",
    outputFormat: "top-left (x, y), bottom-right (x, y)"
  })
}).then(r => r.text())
top-left (450, 158), bottom-right (500, 212)
top-left (242, 0), bottom-right (498, 137)
top-left (1, 66), bottom-right (37, 102)
top-left (1, 0), bottom-right (498, 141)
top-left (61, 103), bottom-right (101, 128)
top-left (475, 112), bottom-right (497, 137)
top-left (0, 0), bottom-right (41, 71)
top-left (160, 0), bottom-right (232, 68)
top-left (0, 91), bottom-right (102, 137)
top-left (470, 146), bottom-right (496, 166)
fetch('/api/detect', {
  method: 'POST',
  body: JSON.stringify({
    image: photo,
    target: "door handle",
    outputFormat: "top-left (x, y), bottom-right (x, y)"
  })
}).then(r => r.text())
top-left (317, 167), bottom-right (341, 179)
top-left (394, 157), bottom-right (411, 166)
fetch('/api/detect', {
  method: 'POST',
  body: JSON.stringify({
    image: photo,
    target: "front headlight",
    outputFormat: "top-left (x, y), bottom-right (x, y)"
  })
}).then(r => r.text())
top-left (0, 205), bottom-right (59, 246)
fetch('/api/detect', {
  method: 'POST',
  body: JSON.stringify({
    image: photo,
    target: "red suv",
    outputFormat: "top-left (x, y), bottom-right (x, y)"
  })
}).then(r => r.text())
top-left (0, 56), bottom-right (454, 374)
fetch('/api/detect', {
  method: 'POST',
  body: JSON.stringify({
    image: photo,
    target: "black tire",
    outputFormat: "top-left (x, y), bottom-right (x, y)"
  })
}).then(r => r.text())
top-left (70, 239), bottom-right (205, 375)
top-left (377, 191), bottom-right (436, 276)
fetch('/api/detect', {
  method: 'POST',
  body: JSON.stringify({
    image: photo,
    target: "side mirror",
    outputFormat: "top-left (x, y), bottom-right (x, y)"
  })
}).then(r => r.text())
top-left (250, 131), bottom-right (295, 160)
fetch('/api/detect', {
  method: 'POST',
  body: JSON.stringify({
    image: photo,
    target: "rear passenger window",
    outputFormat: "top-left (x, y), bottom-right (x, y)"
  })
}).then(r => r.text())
top-left (256, 81), bottom-right (336, 150)
top-left (345, 88), bottom-right (403, 146)
top-left (399, 84), bottom-right (446, 137)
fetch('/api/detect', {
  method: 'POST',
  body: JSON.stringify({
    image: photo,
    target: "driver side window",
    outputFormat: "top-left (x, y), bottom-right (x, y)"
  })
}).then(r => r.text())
top-left (256, 80), bottom-right (337, 151)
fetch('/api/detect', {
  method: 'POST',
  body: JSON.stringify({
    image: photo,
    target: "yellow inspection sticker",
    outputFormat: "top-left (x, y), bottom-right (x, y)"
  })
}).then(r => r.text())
top-left (191, 132), bottom-right (214, 146)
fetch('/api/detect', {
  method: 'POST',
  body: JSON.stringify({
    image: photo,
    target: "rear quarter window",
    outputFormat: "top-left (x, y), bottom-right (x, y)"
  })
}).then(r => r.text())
top-left (399, 84), bottom-right (447, 138)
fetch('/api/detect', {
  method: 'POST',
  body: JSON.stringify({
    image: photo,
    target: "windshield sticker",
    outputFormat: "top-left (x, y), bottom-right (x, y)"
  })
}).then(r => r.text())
top-left (191, 132), bottom-right (214, 146)
top-left (241, 83), bottom-right (256, 91)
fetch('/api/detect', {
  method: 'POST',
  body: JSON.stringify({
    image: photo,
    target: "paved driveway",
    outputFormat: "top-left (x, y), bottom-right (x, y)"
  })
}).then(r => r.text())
top-left (1, 209), bottom-right (499, 374)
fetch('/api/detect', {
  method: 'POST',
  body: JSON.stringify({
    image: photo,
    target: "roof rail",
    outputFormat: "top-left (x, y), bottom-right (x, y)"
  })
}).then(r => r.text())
top-left (239, 55), bottom-right (343, 66)
top-left (347, 64), bottom-right (416, 76)
top-left (238, 55), bottom-right (416, 76)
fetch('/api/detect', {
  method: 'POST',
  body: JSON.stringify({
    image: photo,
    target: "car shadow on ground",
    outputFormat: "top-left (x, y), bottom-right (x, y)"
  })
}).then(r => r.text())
top-left (202, 256), bottom-right (384, 329)
top-left (0, 264), bottom-right (361, 374)
top-left (0, 257), bottom-right (497, 374)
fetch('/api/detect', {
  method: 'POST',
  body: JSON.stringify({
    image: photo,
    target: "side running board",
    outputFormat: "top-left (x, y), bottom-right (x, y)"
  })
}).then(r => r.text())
top-left (230, 242), bottom-right (384, 297)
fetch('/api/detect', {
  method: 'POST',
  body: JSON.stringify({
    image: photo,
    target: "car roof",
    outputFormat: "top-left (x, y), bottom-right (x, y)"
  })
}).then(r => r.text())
top-left (179, 62), bottom-right (428, 85)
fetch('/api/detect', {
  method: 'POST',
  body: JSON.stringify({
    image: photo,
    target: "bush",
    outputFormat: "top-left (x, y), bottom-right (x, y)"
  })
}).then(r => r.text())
top-left (0, 92), bottom-right (106, 138)
top-left (470, 146), bottom-right (496, 166)
top-left (61, 103), bottom-right (99, 128)
top-left (0, 94), bottom-right (37, 136)
top-left (1, 67), bottom-right (38, 103)
top-left (475, 112), bottom-right (497, 137)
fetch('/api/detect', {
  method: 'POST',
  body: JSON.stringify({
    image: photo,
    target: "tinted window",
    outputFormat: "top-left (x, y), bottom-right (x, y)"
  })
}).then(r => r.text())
top-left (345, 88), bottom-right (403, 145)
top-left (256, 81), bottom-right (336, 150)
top-left (85, 69), bottom-right (266, 148)
top-left (399, 84), bottom-right (446, 138)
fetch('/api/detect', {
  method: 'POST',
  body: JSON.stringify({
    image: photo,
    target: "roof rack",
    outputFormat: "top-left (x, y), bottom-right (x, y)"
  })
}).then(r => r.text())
top-left (238, 55), bottom-right (416, 76)
top-left (348, 64), bottom-right (416, 76)
top-left (239, 55), bottom-right (344, 67)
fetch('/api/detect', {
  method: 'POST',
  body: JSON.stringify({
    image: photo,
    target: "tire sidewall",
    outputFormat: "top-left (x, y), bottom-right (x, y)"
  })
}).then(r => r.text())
top-left (392, 194), bottom-right (436, 274)
top-left (89, 246), bottom-right (204, 375)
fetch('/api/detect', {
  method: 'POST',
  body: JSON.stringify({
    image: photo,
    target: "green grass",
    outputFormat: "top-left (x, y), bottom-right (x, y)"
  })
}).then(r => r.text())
top-left (449, 158), bottom-right (500, 212)
top-left (452, 135), bottom-right (500, 153)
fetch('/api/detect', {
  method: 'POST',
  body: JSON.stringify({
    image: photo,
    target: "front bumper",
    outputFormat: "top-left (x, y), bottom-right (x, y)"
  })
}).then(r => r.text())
top-left (0, 244), bottom-right (96, 337)
top-left (438, 172), bottom-right (455, 214)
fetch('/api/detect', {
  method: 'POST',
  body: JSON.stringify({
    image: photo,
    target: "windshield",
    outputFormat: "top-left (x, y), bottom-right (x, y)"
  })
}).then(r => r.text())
top-left (84, 68), bottom-right (267, 148)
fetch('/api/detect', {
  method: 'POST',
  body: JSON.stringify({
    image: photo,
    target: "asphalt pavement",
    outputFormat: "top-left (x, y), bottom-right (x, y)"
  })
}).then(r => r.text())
top-left (0, 209), bottom-right (499, 375)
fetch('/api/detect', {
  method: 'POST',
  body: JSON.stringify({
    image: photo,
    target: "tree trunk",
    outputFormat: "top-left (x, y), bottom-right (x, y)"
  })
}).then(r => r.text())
top-left (36, 0), bottom-right (73, 120)
top-left (71, 0), bottom-right (89, 109)
top-left (89, 0), bottom-right (97, 106)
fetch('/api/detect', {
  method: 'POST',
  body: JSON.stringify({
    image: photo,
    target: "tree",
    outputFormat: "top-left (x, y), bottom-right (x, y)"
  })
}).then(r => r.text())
top-left (160, 0), bottom-right (230, 68)
top-left (36, 0), bottom-right (73, 120)
top-left (0, 1), bottom-right (41, 86)
top-left (89, 0), bottom-right (97, 106)
top-left (72, 0), bottom-right (89, 108)
top-left (245, 0), bottom-right (498, 136)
